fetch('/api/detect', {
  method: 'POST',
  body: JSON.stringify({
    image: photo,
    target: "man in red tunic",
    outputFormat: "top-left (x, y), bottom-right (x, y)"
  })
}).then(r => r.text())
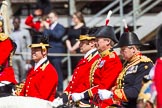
top-left (19, 35), bottom-right (58, 101)
top-left (52, 27), bottom-right (101, 107)
top-left (71, 26), bottom-right (123, 108)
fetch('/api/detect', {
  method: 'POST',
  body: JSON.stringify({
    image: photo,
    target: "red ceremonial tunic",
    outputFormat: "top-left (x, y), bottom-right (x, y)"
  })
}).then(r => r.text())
top-left (0, 37), bottom-right (17, 84)
top-left (85, 49), bottom-right (122, 108)
top-left (65, 50), bottom-right (100, 94)
top-left (19, 60), bottom-right (58, 101)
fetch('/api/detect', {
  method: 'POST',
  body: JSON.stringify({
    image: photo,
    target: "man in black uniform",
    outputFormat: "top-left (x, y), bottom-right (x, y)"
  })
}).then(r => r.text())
top-left (98, 32), bottom-right (153, 108)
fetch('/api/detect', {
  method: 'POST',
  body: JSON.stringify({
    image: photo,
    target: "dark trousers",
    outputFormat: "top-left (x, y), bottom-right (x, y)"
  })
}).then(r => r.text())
top-left (48, 56), bottom-right (63, 92)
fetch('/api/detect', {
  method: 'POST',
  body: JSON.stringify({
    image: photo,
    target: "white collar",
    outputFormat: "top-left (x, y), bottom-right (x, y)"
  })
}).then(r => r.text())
top-left (50, 21), bottom-right (58, 30)
top-left (34, 57), bottom-right (47, 71)
top-left (84, 48), bottom-right (97, 59)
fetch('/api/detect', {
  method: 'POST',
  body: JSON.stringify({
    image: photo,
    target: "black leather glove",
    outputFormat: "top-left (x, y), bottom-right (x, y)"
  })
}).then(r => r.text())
top-left (157, 24), bottom-right (162, 58)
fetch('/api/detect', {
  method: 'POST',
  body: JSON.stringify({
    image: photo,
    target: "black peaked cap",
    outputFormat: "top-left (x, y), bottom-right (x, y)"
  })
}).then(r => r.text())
top-left (29, 34), bottom-right (51, 48)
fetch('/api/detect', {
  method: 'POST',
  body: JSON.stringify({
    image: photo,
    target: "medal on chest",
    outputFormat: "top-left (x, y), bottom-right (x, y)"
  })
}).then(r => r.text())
top-left (98, 60), bottom-right (106, 68)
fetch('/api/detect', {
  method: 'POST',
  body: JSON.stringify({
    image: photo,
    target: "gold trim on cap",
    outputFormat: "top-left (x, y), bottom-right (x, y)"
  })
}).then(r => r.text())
top-left (28, 43), bottom-right (51, 50)
top-left (78, 35), bottom-right (96, 41)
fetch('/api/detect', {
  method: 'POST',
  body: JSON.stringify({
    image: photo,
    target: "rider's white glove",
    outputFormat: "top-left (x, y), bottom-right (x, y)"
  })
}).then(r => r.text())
top-left (51, 97), bottom-right (63, 107)
top-left (71, 93), bottom-right (84, 102)
top-left (98, 89), bottom-right (113, 100)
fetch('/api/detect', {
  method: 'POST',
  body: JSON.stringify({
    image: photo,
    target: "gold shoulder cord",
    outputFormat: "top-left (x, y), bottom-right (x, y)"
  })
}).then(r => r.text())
top-left (89, 58), bottom-right (101, 87)
top-left (140, 56), bottom-right (153, 63)
top-left (116, 57), bottom-right (141, 89)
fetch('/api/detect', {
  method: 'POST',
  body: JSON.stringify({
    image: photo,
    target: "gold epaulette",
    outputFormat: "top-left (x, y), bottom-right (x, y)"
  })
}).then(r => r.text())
top-left (100, 49), bottom-right (115, 58)
top-left (109, 52), bottom-right (115, 58)
top-left (0, 33), bottom-right (8, 41)
top-left (140, 56), bottom-right (153, 63)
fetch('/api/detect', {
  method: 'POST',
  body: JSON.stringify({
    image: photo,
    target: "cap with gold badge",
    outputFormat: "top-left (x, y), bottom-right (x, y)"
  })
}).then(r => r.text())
top-left (78, 27), bottom-right (98, 41)
top-left (28, 35), bottom-right (51, 50)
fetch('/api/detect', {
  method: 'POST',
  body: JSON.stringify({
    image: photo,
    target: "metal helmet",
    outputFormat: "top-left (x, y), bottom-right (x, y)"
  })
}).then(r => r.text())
top-left (115, 32), bottom-right (141, 48)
